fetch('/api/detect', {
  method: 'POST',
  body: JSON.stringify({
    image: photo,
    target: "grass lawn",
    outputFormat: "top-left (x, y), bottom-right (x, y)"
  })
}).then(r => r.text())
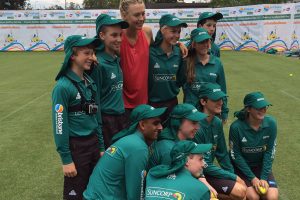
top-left (0, 51), bottom-right (299, 199)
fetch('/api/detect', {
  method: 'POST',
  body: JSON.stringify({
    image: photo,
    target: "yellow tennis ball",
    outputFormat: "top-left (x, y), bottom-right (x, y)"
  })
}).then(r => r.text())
top-left (289, 73), bottom-right (293, 76)
top-left (258, 186), bottom-right (267, 195)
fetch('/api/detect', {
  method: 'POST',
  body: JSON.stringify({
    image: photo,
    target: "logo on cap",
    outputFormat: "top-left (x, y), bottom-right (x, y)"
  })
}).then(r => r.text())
top-left (150, 106), bottom-right (155, 110)
top-left (198, 32), bottom-right (206, 36)
top-left (192, 109), bottom-right (197, 113)
top-left (257, 98), bottom-right (265, 101)
top-left (213, 89), bottom-right (221, 93)
top-left (172, 18), bottom-right (180, 21)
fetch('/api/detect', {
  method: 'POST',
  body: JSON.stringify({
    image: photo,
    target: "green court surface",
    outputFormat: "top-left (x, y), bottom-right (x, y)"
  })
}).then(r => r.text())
top-left (0, 51), bottom-right (299, 199)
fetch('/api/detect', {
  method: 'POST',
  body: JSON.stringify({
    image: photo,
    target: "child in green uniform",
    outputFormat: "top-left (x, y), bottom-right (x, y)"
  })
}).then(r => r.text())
top-left (90, 14), bottom-right (129, 148)
top-left (52, 35), bottom-right (104, 200)
top-left (194, 83), bottom-right (246, 200)
top-left (183, 28), bottom-right (228, 122)
top-left (229, 92), bottom-right (278, 200)
top-left (149, 103), bottom-right (207, 169)
top-left (197, 12), bottom-right (223, 57)
top-left (83, 104), bottom-right (167, 200)
top-left (148, 14), bottom-right (187, 123)
top-left (146, 140), bottom-right (212, 200)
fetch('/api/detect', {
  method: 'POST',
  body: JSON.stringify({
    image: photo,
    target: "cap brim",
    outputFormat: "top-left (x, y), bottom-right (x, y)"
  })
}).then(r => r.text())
top-left (252, 101), bottom-right (272, 109)
top-left (208, 91), bottom-right (227, 101)
top-left (147, 107), bottom-right (168, 119)
top-left (186, 111), bottom-right (207, 122)
top-left (118, 21), bottom-right (129, 29)
top-left (104, 20), bottom-right (129, 29)
top-left (191, 143), bottom-right (212, 154)
top-left (194, 34), bottom-right (211, 43)
top-left (212, 13), bottom-right (223, 21)
top-left (170, 21), bottom-right (188, 28)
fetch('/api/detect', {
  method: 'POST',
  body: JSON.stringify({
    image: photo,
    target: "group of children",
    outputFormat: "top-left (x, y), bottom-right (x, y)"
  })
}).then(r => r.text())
top-left (51, 0), bottom-right (279, 199)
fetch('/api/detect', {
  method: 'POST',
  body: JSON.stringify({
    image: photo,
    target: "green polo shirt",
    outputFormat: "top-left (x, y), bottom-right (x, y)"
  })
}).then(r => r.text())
top-left (183, 55), bottom-right (228, 120)
top-left (211, 41), bottom-right (220, 57)
top-left (91, 51), bottom-right (124, 115)
top-left (148, 45), bottom-right (185, 103)
top-left (51, 70), bottom-right (104, 165)
top-left (149, 139), bottom-right (176, 169)
top-left (148, 128), bottom-right (179, 169)
top-left (229, 115), bottom-right (277, 181)
top-left (193, 117), bottom-right (236, 180)
top-left (145, 168), bottom-right (210, 200)
top-left (83, 131), bottom-right (149, 200)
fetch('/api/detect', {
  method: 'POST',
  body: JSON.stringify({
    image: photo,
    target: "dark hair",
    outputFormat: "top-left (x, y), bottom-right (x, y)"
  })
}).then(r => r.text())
top-left (197, 96), bottom-right (208, 112)
top-left (197, 18), bottom-right (217, 42)
top-left (72, 44), bottom-right (95, 56)
top-left (186, 48), bottom-right (197, 84)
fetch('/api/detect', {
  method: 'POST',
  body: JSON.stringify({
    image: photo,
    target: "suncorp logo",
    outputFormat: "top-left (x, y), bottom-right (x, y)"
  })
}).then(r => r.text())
top-left (146, 187), bottom-right (185, 200)
top-left (154, 74), bottom-right (176, 82)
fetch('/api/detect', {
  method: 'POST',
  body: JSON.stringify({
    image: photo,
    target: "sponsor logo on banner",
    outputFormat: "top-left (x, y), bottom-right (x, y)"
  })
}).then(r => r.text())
top-left (24, 11), bottom-right (40, 19)
top-left (101, 10), bottom-right (118, 17)
top-left (177, 9), bottom-right (194, 17)
top-left (239, 7), bottom-right (255, 15)
top-left (264, 5), bottom-right (283, 13)
top-left (152, 10), bottom-right (169, 16)
top-left (55, 104), bottom-right (64, 134)
top-left (146, 187), bottom-right (185, 200)
top-left (215, 9), bottom-right (230, 17)
top-left (49, 11), bottom-right (66, 18)
top-left (0, 12), bottom-right (15, 19)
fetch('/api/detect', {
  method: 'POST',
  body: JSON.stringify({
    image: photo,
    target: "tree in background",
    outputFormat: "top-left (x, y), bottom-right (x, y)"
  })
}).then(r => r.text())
top-left (210, 0), bottom-right (288, 7)
top-left (67, 2), bottom-right (81, 9)
top-left (46, 5), bottom-right (64, 10)
top-left (83, 0), bottom-right (119, 9)
top-left (0, 0), bottom-right (30, 9)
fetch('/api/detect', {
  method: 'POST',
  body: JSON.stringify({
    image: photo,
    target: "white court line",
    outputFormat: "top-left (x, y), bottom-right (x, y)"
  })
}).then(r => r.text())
top-left (0, 92), bottom-right (48, 121)
top-left (280, 90), bottom-right (300, 101)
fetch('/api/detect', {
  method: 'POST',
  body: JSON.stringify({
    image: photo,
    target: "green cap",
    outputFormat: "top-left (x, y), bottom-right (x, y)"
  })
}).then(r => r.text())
top-left (190, 28), bottom-right (211, 43)
top-left (171, 140), bottom-right (212, 162)
top-left (55, 35), bottom-right (101, 80)
top-left (111, 105), bottom-right (167, 143)
top-left (198, 12), bottom-right (223, 23)
top-left (198, 83), bottom-right (227, 101)
top-left (170, 103), bottom-right (207, 122)
top-left (159, 14), bottom-right (188, 28)
top-left (95, 14), bottom-right (129, 37)
top-left (149, 140), bottom-right (212, 178)
top-left (130, 104), bottom-right (167, 122)
top-left (243, 92), bottom-right (272, 109)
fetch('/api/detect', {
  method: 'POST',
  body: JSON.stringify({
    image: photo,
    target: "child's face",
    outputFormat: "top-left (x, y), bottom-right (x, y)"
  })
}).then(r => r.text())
top-left (199, 19), bottom-right (217, 36)
top-left (122, 3), bottom-right (146, 30)
top-left (193, 39), bottom-right (210, 56)
top-left (100, 25), bottom-right (123, 55)
top-left (161, 26), bottom-right (181, 46)
top-left (71, 47), bottom-right (95, 71)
